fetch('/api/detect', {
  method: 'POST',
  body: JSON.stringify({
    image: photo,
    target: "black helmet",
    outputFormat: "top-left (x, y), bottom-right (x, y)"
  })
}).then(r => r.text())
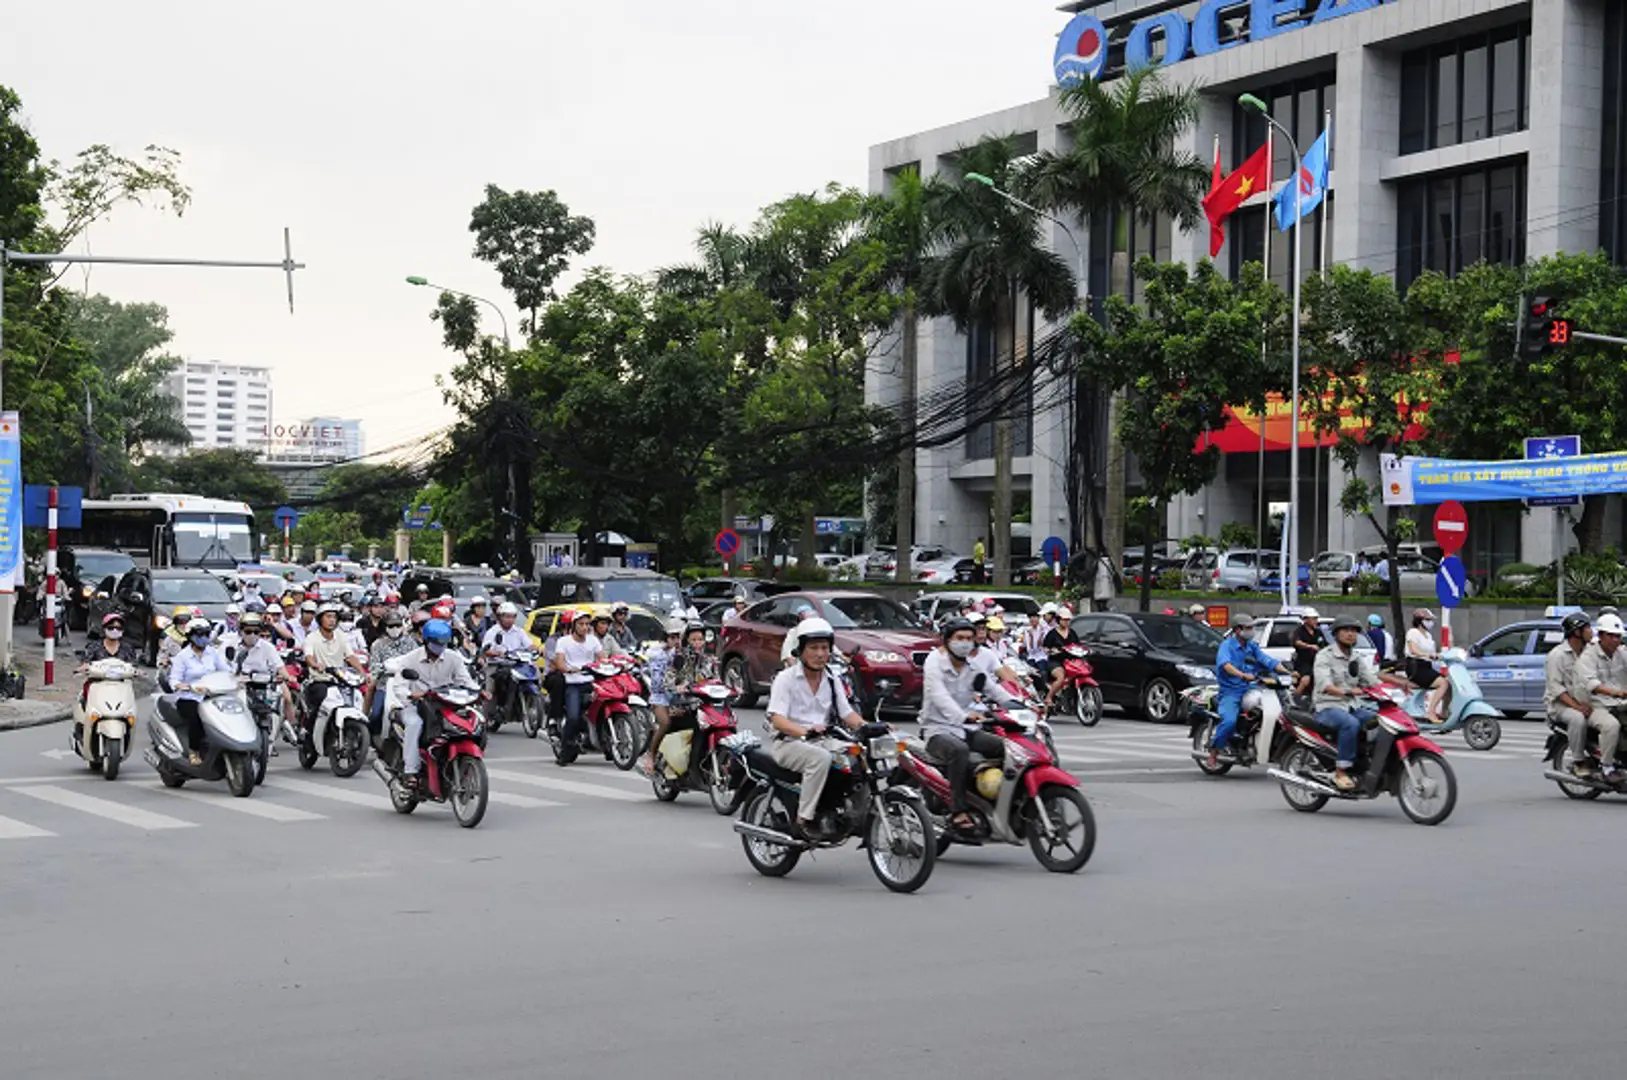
top-left (1331, 615), bottom-right (1363, 633)
top-left (940, 617), bottom-right (976, 641)
top-left (1562, 612), bottom-right (1592, 638)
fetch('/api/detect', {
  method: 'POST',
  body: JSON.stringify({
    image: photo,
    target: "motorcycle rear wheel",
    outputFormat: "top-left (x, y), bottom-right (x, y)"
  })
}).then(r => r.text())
top-left (1462, 714), bottom-right (1501, 752)
top-left (388, 773), bottom-right (419, 815)
top-left (1278, 745), bottom-right (1328, 813)
top-left (158, 764), bottom-right (187, 789)
top-left (1026, 786), bottom-right (1095, 874)
top-left (867, 796), bottom-right (935, 893)
top-left (449, 756), bottom-right (489, 828)
top-left (1192, 721), bottom-right (1233, 776)
top-left (297, 737), bottom-right (319, 771)
top-left (1396, 750), bottom-right (1457, 826)
top-left (1552, 746), bottom-right (1605, 800)
top-left (651, 769), bottom-right (681, 802)
top-left (741, 791), bottom-right (800, 878)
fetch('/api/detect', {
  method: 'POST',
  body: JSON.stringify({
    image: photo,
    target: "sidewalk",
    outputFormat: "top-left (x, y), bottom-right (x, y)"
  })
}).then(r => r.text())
top-left (0, 625), bottom-right (80, 731)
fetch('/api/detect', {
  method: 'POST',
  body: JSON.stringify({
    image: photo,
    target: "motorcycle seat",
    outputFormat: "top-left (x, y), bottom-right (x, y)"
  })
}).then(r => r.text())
top-left (745, 746), bottom-right (802, 786)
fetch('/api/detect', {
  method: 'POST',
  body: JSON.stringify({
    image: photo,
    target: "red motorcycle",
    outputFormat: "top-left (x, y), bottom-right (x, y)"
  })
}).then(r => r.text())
top-left (1051, 643), bottom-right (1102, 727)
top-left (1268, 685), bottom-right (1458, 826)
top-left (898, 694), bottom-right (1096, 873)
top-left (547, 656), bottom-right (644, 769)
top-left (649, 680), bottom-right (752, 815)
top-left (371, 680), bottom-right (490, 828)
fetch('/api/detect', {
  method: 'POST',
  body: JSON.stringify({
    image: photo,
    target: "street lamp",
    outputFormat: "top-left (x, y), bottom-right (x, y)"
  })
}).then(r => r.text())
top-left (1239, 93), bottom-right (1306, 609)
top-left (962, 172), bottom-right (1085, 296)
top-left (405, 275), bottom-right (511, 350)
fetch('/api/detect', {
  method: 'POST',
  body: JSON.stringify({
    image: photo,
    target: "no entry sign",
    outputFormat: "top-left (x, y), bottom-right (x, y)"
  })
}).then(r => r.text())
top-left (1432, 501), bottom-right (1467, 557)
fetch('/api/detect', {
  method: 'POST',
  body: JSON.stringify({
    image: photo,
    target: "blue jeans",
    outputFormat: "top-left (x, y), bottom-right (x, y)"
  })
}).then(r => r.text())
top-left (1313, 706), bottom-right (1375, 769)
top-left (1212, 687), bottom-right (1247, 749)
top-left (563, 683), bottom-right (588, 744)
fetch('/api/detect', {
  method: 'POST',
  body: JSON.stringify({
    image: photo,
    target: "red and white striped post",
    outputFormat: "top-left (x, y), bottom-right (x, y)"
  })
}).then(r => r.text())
top-left (43, 486), bottom-right (58, 685)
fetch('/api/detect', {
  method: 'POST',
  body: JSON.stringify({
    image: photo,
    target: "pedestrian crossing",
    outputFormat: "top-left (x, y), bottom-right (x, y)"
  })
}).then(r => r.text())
top-left (0, 759), bottom-right (654, 843)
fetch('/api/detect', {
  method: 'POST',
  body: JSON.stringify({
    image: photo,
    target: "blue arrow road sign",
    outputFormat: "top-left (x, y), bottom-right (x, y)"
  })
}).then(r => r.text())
top-left (1436, 555), bottom-right (1468, 609)
top-left (272, 505), bottom-right (299, 529)
top-left (1041, 536), bottom-right (1069, 565)
top-left (1525, 435), bottom-right (1582, 508)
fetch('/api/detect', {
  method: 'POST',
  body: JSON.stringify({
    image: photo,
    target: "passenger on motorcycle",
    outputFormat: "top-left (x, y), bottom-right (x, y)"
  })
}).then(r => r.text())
top-left (1206, 612), bottom-right (1291, 770)
top-left (591, 613), bottom-right (626, 658)
top-left (355, 594), bottom-right (388, 648)
top-left (262, 602), bottom-right (297, 648)
top-left (921, 618), bottom-right (1013, 835)
top-left (167, 618), bottom-right (229, 765)
top-left (551, 610), bottom-right (604, 749)
top-left (1576, 612), bottom-right (1627, 784)
top-left (646, 622), bottom-right (718, 775)
top-left (302, 602), bottom-right (368, 728)
top-left (464, 596), bottom-right (494, 649)
top-left (1022, 612), bottom-right (1050, 684)
top-left (1291, 608), bottom-right (1321, 698)
top-left (1041, 607), bottom-right (1083, 711)
top-left (636, 618), bottom-right (686, 776)
top-left (384, 619), bottom-right (480, 790)
top-left (289, 600), bottom-right (318, 647)
top-left (1312, 615), bottom-right (1393, 792)
top-left (780, 604), bottom-right (821, 665)
top-left (157, 605), bottom-right (198, 671)
top-left (235, 612), bottom-right (290, 749)
top-left (765, 617), bottom-right (865, 843)
top-left (368, 610), bottom-right (416, 726)
top-left (1545, 612), bottom-right (1603, 779)
top-left (607, 604), bottom-right (639, 652)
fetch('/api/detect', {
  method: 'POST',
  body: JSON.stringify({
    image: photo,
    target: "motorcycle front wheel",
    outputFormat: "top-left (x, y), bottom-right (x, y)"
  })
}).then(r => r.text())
top-left (1026, 786), bottom-right (1095, 874)
top-left (741, 790), bottom-right (801, 878)
top-left (330, 722), bottom-right (368, 778)
top-left (867, 795), bottom-right (936, 893)
top-left (449, 755), bottom-right (489, 828)
top-left (100, 737), bottom-right (122, 781)
top-left (1396, 750), bottom-right (1457, 826)
top-left (224, 751), bottom-right (255, 798)
top-left (1192, 720), bottom-right (1233, 776)
top-left (607, 714), bottom-right (638, 771)
top-left (521, 695), bottom-right (542, 739)
top-left (1462, 714), bottom-right (1501, 752)
top-left (1074, 685), bottom-right (1103, 727)
top-left (702, 748), bottom-right (744, 816)
top-left (297, 736), bottom-right (319, 771)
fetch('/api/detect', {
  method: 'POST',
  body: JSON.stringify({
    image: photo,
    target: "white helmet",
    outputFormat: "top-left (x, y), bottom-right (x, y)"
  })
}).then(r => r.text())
top-left (496, 601), bottom-right (519, 617)
top-left (1040, 602), bottom-right (1058, 616)
top-left (225, 603), bottom-right (242, 615)
top-left (317, 601), bottom-right (344, 617)
top-left (1597, 613), bottom-right (1626, 636)
top-left (794, 617), bottom-right (836, 655)
top-left (1300, 607), bottom-right (1321, 620)
top-left (469, 595), bottom-right (489, 608)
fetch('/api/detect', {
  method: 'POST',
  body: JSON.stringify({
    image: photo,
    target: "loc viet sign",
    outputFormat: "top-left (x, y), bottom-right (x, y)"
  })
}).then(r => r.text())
top-left (1054, 0), bottom-right (1396, 86)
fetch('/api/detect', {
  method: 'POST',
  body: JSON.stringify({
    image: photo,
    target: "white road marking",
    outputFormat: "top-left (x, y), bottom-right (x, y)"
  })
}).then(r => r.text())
top-left (0, 815), bottom-right (55, 840)
top-left (149, 784), bottom-right (326, 821)
top-left (10, 784), bottom-right (195, 830)
top-left (488, 792), bottom-right (565, 809)
top-left (484, 768), bottom-right (645, 802)
top-left (265, 777), bottom-right (392, 809)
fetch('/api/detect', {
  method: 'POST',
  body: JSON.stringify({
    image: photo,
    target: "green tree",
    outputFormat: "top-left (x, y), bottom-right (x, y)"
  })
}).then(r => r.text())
top-left (1026, 67), bottom-right (1210, 571)
top-left (468, 184), bottom-right (595, 335)
top-left (924, 138), bottom-right (1076, 586)
top-left (1074, 258), bottom-right (1287, 610)
top-left (306, 463), bottom-right (421, 540)
top-left (138, 448), bottom-right (286, 509)
top-left (292, 508), bottom-right (365, 553)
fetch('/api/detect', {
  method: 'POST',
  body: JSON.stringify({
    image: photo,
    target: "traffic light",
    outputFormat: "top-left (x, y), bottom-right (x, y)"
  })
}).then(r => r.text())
top-left (1522, 296), bottom-right (1569, 361)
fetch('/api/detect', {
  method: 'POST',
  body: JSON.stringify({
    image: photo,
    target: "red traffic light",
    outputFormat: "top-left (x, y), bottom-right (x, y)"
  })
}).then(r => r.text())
top-left (1531, 300), bottom-right (1550, 318)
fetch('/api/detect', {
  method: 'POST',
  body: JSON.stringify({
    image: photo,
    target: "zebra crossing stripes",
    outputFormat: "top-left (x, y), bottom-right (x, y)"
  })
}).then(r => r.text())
top-left (0, 815), bottom-right (54, 840)
top-left (484, 768), bottom-right (647, 802)
top-left (10, 784), bottom-right (195, 831)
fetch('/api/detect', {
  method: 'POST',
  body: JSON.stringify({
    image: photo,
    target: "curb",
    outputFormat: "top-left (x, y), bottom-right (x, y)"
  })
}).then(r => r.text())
top-left (0, 706), bottom-right (73, 732)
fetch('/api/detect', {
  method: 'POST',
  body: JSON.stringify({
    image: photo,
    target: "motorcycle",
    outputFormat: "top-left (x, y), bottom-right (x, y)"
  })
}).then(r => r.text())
top-left (72, 657), bottom-right (138, 780)
top-left (1051, 643), bottom-right (1103, 727)
top-left (1267, 685), bottom-right (1459, 825)
top-left (143, 671), bottom-right (261, 798)
top-left (898, 690), bottom-right (1095, 873)
top-left (1542, 698), bottom-right (1627, 799)
top-left (650, 680), bottom-right (753, 815)
top-left (370, 677), bottom-right (490, 828)
top-left (1398, 648), bottom-right (1503, 751)
top-left (301, 668), bottom-right (372, 778)
top-left (546, 656), bottom-right (645, 769)
top-left (1186, 676), bottom-right (1302, 776)
top-left (729, 722), bottom-right (937, 894)
top-left (489, 649), bottom-right (545, 737)
top-left (241, 671), bottom-right (288, 786)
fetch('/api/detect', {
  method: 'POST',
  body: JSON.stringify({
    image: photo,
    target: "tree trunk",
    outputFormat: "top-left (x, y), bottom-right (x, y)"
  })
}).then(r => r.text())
top-left (895, 302), bottom-right (917, 584)
top-left (1574, 496), bottom-right (1606, 554)
top-left (1138, 499), bottom-right (1159, 613)
top-left (798, 505), bottom-right (818, 571)
top-left (992, 290), bottom-right (1016, 588)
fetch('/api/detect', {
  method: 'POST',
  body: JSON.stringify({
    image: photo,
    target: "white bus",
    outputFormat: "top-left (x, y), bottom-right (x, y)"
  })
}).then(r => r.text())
top-left (63, 493), bottom-right (260, 571)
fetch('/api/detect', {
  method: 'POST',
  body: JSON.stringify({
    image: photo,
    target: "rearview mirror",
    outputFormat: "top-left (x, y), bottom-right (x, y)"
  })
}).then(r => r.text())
top-left (400, 668), bottom-right (420, 682)
top-left (129, 592), bottom-right (146, 605)
top-left (972, 673), bottom-right (987, 692)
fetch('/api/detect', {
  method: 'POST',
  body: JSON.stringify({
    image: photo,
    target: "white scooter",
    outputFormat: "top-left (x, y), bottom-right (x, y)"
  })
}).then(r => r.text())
top-left (144, 670), bottom-right (261, 797)
top-left (72, 658), bottom-right (139, 780)
top-left (302, 667), bottom-right (372, 778)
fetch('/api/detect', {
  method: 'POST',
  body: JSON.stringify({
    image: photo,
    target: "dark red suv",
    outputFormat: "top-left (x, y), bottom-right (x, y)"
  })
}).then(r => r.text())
top-left (718, 591), bottom-right (940, 718)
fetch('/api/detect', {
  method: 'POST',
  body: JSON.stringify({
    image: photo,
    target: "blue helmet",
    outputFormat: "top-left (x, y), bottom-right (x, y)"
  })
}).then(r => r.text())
top-left (1368, 614), bottom-right (1384, 627)
top-left (422, 619), bottom-right (453, 644)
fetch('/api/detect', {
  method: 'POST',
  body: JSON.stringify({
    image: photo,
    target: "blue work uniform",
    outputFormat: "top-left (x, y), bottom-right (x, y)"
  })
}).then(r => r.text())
top-left (1211, 635), bottom-right (1281, 750)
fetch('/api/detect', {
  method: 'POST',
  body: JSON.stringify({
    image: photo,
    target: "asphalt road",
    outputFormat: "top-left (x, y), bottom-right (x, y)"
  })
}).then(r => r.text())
top-left (1, 700), bottom-right (1620, 1080)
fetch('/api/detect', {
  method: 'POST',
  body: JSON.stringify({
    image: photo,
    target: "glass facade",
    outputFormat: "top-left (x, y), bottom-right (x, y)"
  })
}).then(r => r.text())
top-left (1602, 2), bottom-right (1627, 264)
top-left (1399, 23), bottom-right (1529, 155)
top-left (964, 306), bottom-right (1034, 462)
top-left (1396, 162), bottom-right (1526, 292)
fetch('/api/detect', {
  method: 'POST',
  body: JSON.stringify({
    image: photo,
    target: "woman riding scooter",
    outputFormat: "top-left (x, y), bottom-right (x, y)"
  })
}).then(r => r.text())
top-left (166, 618), bottom-right (230, 765)
top-left (77, 613), bottom-right (140, 704)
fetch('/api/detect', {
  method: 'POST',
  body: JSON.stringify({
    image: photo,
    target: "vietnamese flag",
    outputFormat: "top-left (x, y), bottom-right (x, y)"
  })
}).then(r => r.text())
top-left (1202, 143), bottom-right (1271, 258)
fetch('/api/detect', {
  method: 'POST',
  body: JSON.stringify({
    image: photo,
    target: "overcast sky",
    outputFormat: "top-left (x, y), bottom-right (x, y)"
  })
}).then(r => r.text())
top-left (2, 1), bottom-right (1063, 452)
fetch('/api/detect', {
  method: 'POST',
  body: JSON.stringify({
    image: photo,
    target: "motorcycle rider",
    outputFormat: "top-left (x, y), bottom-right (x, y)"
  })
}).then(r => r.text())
top-left (463, 596), bottom-right (494, 649)
top-left (263, 602), bottom-right (297, 648)
top-left (643, 622), bottom-right (718, 776)
top-left (1206, 613), bottom-right (1292, 769)
top-left (1366, 614), bottom-right (1396, 664)
top-left (77, 613), bottom-right (140, 707)
top-left (302, 602), bottom-right (368, 734)
top-left (1576, 612), bottom-right (1627, 784)
top-left (1291, 608), bottom-right (1322, 698)
top-left (636, 618), bottom-right (686, 776)
top-left (167, 617), bottom-right (229, 765)
top-left (765, 617), bottom-right (865, 842)
top-left (1405, 608), bottom-right (1447, 723)
top-left (355, 594), bottom-right (388, 648)
top-left (921, 618), bottom-right (1012, 835)
top-left (1312, 615), bottom-right (1389, 792)
top-left (234, 612), bottom-right (290, 752)
top-left (780, 604), bottom-right (822, 666)
top-left (384, 619), bottom-right (480, 791)
top-left (368, 610), bottom-right (416, 728)
top-left (289, 600), bottom-right (318, 648)
top-left (1022, 611), bottom-right (1050, 684)
top-left (1545, 612), bottom-right (1600, 778)
top-left (157, 605), bottom-right (198, 673)
top-left (1041, 607), bottom-right (1083, 711)
top-left (551, 610), bottom-right (604, 755)
top-left (481, 602), bottom-right (531, 717)
top-left (607, 603), bottom-right (639, 652)
top-left (592, 612), bottom-right (627, 657)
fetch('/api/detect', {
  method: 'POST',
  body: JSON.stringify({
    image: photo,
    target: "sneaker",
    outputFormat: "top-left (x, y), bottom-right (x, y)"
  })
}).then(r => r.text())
top-left (1331, 771), bottom-right (1356, 792)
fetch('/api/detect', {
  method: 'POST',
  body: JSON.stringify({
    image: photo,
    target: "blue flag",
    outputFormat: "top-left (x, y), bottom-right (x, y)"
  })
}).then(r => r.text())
top-left (1274, 128), bottom-right (1329, 232)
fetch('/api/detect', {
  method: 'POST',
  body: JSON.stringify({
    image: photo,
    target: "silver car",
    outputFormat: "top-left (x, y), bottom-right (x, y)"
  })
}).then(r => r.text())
top-left (1182, 549), bottom-right (1275, 592)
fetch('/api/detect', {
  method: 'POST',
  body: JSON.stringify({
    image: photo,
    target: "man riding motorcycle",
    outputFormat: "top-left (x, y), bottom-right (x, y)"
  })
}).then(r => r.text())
top-left (592, 613), bottom-right (626, 657)
top-left (302, 602), bottom-right (368, 733)
top-left (383, 619), bottom-right (480, 791)
top-left (551, 610), bottom-right (604, 752)
top-left (166, 617), bottom-right (229, 765)
top-left (1576, 612), bottom-right (1627, 785)
top-left (607, 604), bottom-right (639, 652)
top-left (1205, 612), bottom-right (1292, 770)
top-left (1312, 615), bottom-right (1405, 791)
top-left (765, 617), bottom-right (865, 843)
top-left (1545, 612), bottom-right (1601, 779)
top-left (234, 612), bottom-right (290, 751)
top-left (368, 610), bottom-right (416, 727)
top-left (481, 602), bottom-right (532, 717)
top-left (921, 617), bottom-right (1013, 836)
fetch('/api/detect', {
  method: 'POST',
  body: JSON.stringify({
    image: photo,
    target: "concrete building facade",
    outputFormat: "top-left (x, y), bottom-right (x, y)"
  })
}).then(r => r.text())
top-left (164, 360), bottom-right (273, 454)
top-left (867, 0), bottom-right (1622, 577)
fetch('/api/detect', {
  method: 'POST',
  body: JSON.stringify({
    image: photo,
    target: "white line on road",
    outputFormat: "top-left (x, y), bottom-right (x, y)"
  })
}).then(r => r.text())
top-left (10, 784), bottom-right (196, 830)
top-left (0, 814), bottom-right (55, 840)
top-left (148, 784), bottom-right (327, 821)
top-left (265, 777), bottom-right (392, 809)
top-left (488, 792), bottom-right (566, 809)
top-left (485, 768), bottom-right (645, 802)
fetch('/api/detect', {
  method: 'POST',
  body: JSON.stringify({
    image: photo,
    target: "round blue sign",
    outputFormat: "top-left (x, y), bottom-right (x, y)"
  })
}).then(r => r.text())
top-left (1053, 12), bottom-right (1108, 86)
top-left (1041, 536), bottom-right (1069, 566)
top-left (272, 505), bottom-right (298, 528)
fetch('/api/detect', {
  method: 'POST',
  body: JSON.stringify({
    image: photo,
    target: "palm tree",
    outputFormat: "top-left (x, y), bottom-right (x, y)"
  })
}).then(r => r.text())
top-left (865, 167), bottom-right (932, 584)
top-left (923, 137), bottom-right (1077, 587)
top-left (1025, 67), bottom-right (1210, 576)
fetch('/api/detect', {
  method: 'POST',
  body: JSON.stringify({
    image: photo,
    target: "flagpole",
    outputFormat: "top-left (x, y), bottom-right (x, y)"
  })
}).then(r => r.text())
top-left (1317, 109), bottom-right (1332, 558)
top-left (1257, 126), bottom-right (1273, 579)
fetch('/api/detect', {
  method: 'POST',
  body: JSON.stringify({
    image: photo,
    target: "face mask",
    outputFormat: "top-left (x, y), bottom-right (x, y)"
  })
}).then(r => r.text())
top-left (386, 625), bottom-right (405, 639)
top-left (1237, 629), bottom-right (1254, 640)
top-left (425, 641), bottom-right (446, 657)
top-left (948, 640), bottom-right (975, 659)
top-left (1422, 620), bottom-right (1435, 630)
top-left (189, 636), bottom-right (210, 650)
top-left (340, 620), bottom-right (355, 632)
top-left (104, 628), bottom-right (123, 641)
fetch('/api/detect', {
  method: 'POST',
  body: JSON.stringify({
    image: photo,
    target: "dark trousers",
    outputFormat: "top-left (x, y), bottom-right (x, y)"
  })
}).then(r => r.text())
top-left (563, 683), bottom-right (588, 744)
top-left (177, 698), bottom-right (205, 751)
top-left (544, 670), bottom-right (566, 719)
top-left (927, 730), bottom-right (1006, 812)
top-left (303, 681), bottom-right (330, 729)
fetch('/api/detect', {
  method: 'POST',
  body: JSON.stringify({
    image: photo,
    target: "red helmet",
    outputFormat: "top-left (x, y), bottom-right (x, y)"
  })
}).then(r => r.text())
top-left (431, 602), bottom-right (454, 620)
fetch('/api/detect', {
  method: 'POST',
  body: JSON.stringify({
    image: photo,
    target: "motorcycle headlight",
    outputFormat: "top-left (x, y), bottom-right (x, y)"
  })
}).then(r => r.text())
top-left (1178, 664), bottom-right (1215, 682)
top-left (80, 585), bottom-right (94, 598)
top-left (859, 650), bottom-right (907, 666)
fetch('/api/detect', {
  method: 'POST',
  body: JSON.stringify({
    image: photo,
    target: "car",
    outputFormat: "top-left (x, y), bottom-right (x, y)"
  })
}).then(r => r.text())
top-left (913, 591), bottom-right (1042, 626)
top-left (534, 565), bottom-right (684, 612)
top-left (1463, 618), bottom-right (1565, 719)
top-left (524, 602), bottom-right (672, 658)
top-left (1315, 545), bottom-right (1446, 597)
top-left (864, 545), bottom-right (949, 582)
top-left (1257, 561), bottom-right (1313, 594)
top-left (1072, 612), bottom-right (1225, 723)
top-left (1181, 548), bottom-right (1289, 593)
top-left (911, 552), bottom-right (976, 585)
top-left (59, 547), bottom-right (137, 631)
top-left (110, 567), bottom-right (235, 665)
top-left (231, 571), bottom-right (289, 602)
top-left (398, 569), bottom-right (529, 609)
top-left (684, 577), bottom-right (798, 604)
top-left (718, 590), bottom-right (941, 718)
top-left (1251, 614), bottom-right (1377, 666)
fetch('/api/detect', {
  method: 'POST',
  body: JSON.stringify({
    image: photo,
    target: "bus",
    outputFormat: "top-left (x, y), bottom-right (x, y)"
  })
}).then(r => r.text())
top-left (63, 493), bottom-right (260, 571)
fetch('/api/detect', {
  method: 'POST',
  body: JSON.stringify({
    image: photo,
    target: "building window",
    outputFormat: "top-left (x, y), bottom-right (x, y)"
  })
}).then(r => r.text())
top-left (1602, 1), bottom-right (1627, 264)
top-left (1399, 23), bottom-right (1529, 155)
top-left (1087, 205), bottom-right (1171, 305)
top-left (1232, 72), bottom-right (1335, 177)
top-left (1396, 161), bottom-right (1526, 292)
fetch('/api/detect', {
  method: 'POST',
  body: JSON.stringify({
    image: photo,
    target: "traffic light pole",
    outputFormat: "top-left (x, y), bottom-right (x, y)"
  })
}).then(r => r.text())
top-left (1572, 331), bottom-right (1627, 347)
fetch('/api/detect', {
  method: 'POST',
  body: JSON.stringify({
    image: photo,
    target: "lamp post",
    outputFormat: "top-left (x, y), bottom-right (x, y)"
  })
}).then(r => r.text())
top-left (1239, 93), bottom-right (1305, 609)
top-left (404, 275), bottom-right (510, 350)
